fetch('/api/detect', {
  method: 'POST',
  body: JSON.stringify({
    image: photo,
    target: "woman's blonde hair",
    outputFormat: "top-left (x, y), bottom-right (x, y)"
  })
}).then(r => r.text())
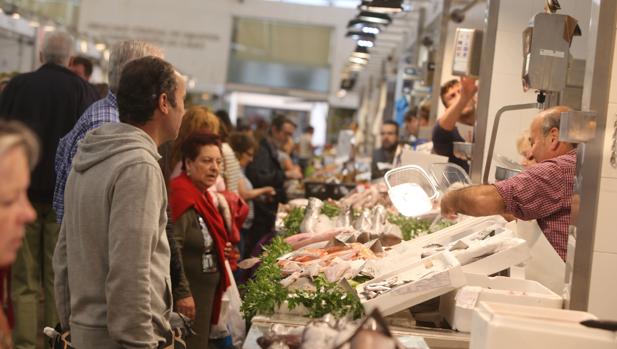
top-left (171, 106), bottom-right (221, 167)
top-left (0, 120), bottom-right (39, 169)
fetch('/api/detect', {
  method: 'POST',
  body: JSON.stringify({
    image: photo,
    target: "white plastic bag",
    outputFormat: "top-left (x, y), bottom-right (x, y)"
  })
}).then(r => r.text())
top-left (209, 261), bottom-right (246, 347)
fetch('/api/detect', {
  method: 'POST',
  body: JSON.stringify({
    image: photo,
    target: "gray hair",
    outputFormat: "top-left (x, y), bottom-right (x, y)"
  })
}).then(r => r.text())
top-left (108, 40), bottom-right (164, 93)
top-left (0, 121), bottom-right (40, 170)
top-left (41, 31), bottom-right (74, 66)
top-left (540, 105), bottom-right (572, 136)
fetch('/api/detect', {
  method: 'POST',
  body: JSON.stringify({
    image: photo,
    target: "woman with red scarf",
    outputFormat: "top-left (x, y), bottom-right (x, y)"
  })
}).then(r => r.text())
top-left (169, 132), bottom-right (234, 348)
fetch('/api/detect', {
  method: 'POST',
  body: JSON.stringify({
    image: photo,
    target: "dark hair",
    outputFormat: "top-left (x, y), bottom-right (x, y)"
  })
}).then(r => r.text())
top-left (404, 106), bottom-right (419, 122)
top-left (271, 114), bottom-right (296, 132)
top-left (306, 126), bottom-right (314, 134)
top-left (215, 109), bottom-right (232, 141)
top-left (180, 132), bottom-right (221, 170)
top-left (72, 56), bottom-right (93, 77)
top-left (418, 100), bottom-right (430, 121)
top-left (229, 131), bottom-right (257, 157)
top-left (440, 79), bottom-right (459, 107)
top-left (117, 56), bottom-right (179, 126)
top-left (383, 120), bottom-right (399, 135)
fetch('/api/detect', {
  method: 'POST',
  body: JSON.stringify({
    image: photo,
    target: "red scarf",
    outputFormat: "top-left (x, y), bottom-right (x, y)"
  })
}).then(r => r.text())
top-left (169, 172), bottom-right (230, 324)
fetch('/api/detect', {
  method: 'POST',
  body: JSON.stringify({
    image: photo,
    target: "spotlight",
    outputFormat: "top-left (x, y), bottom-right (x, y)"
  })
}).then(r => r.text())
top-left (359, 0), bottom-right (403, 14)
top-left (357, 11), bottom-right (392, 25)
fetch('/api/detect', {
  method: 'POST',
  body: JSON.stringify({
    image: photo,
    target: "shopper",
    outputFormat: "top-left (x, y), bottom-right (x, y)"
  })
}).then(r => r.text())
top-left (215, 110), bottom-right (242, 193)
top-left (0, 30), bottom-right (99, 348)
top-left (168, 106), bottom-right (220, 180)
top-left (432, 77), bottom-right (477, 172)
top-left (69, 55), bottom-right (93, 82)
top-left (54, 40), bottom-right (164, 224)
top-left (229, 132), bottom-right (276, 257)
top-left (371, 120), bottom-right (400, 180)
top-left (297, 126), bottom-right (314, 174)
top-left (403, 102), bottom-right (430, 147)
top-left (169, 132), bottom-right (234, 348)
top-left (244, 115), bottom-right (296, 258)
top-left (0, 121), bottom-right (38, 349)
top-left (441, 106), bottom-right (575, 261)
top-left (53, 56), bottom-right (186, 348)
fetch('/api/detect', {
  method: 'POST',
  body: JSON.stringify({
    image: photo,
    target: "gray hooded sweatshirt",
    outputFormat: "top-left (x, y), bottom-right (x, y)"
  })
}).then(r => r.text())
top-left (53, 122), bottom-right (172, 349)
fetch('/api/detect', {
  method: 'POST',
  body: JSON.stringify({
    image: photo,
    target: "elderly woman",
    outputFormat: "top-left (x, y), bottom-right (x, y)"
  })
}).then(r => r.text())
top-left (165, 105), bottom-right (220, 181)
top-left (0, 121), bottom-right (38, 348)
top-left (169, 132), bottom-right (234, 349)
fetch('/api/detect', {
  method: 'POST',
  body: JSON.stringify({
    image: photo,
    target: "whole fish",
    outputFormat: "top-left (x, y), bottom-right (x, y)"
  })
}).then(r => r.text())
top-left (300, 198), bottom-right (324, 234)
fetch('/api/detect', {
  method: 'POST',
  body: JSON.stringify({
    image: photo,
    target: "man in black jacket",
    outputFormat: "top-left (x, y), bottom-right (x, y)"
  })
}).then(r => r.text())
top-left (0, 30), bottom-right (99, 348)
top-left (244, 115), bottom-right (296, 258)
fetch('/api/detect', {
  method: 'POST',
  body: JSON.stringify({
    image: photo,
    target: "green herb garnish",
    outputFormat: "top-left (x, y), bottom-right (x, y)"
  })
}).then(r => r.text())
top-left (320, 202), bottom-right (341, 218)
top-left (287, 275), bottom-right (364, 319)
top-left (240, 236), bottom-right (292, 321)
top-left (281, 207), bottom-right (305, 237)
top-left (387, 214), bottom-right (432, 241)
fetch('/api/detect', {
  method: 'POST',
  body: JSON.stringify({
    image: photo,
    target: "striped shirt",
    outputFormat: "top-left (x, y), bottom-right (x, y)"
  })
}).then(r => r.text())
top-left (221, 142), bottom-right (241, 193)
top-left (494, 149), bottom-right (576, 260)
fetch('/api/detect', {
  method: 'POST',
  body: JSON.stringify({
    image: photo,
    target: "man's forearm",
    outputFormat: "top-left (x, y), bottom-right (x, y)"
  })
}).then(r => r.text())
top-left (438, 96), bottom-right (470, 131)
top-left (442, 185), bottom-right (506, 216)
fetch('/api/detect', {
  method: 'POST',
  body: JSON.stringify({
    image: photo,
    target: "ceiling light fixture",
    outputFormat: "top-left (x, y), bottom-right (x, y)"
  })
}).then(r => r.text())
top-left (357, 39), bottom-right (374, 48)
top-left (359, 0), bottom-right (403, 14)
top-left (348, 56), bottom-right (369, 65)
top-left (351, 46), bottom-right (370, 59)
top-left (357, 11), bottom-right (392, 25)
top-left (345, 30), bottom-right (377, 41)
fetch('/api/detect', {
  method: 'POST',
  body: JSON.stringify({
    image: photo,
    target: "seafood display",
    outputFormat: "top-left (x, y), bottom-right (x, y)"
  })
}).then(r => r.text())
top-left (256, 310), bottom-right (415, 349)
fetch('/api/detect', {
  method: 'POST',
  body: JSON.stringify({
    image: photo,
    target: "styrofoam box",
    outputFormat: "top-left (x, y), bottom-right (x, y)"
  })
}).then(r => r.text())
top-left (470, 302), bottom-right (617, 349)
top-left (389, 216), bottom-right (530, 276)
top-left (439, 273), bottom-right (563, 332)
top-left (356, 251), bottom-right (466, 317)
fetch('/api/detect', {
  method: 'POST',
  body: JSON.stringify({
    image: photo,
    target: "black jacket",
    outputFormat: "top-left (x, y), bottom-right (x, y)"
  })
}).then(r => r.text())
top-left (245, 138), bottom-right (287, 231)
top-left (0, 63), bottom-right (99, 203)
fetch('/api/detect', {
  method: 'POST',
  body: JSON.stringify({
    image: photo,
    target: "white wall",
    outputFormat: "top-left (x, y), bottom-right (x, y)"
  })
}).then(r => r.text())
top-left (586, 1), bottom-right (617, 320)
top-left (481, 0), bottom-right (591, 178)
top-left (77, 0), bottom-right (358, 106)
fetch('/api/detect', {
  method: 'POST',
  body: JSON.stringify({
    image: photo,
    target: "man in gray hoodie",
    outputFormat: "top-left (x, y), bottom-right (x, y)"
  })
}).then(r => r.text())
top-left (53, 56), bottom-right (186, 348)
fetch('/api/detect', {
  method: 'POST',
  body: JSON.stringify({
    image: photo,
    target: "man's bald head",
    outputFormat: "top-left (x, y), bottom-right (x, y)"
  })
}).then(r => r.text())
top-left (528, 105), bottom-right (575, 163)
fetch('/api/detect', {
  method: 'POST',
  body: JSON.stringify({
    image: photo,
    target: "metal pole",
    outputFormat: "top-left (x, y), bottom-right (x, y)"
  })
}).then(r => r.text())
top-left (469, 0), bottom-right (500, 183)
top-left (482, 103), bottom-right (541, 184)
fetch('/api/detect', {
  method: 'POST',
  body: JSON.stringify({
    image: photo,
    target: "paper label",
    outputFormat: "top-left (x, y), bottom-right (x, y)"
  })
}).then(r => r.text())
top-left (455, 286), bottom-right (483, 309)
top-left (539, 49), bottom-right (565, 58)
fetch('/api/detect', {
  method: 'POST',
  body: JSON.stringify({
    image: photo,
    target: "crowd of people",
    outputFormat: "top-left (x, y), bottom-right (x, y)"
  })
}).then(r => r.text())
top-left (0, 31), bottom-right (312, 349)
top-left (0, 25), bottom-right (579, 349)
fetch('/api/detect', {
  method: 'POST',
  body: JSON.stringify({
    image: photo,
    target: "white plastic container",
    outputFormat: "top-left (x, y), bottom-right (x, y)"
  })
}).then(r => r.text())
top-left (388, 216), bottom-right (530, 276)
top-left (356, 251), bottom-right (466, 317)
top-left (440, 273), bottom-right (563, 332)
top-left (470, 302), bottom-right (617, 349)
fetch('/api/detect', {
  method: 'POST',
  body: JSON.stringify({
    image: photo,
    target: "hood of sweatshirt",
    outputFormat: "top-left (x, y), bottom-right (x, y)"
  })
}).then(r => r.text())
top-left (72, 122), bottom-right (161, 173)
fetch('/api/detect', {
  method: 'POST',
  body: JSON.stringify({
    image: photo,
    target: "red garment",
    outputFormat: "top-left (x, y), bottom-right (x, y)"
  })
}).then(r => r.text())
top-left (217, 191), bottom-right (248, 270)
top-left (493, 150), bottom-right (576, 260)
top-left (169, 172), bottom-right (230, 324)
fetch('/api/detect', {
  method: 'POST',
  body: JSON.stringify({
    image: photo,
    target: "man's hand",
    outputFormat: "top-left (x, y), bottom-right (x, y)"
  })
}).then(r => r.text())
top-left (460, 76), bottom-right (478, 101)
top-left (440, 190), bottom-right (460, 219)
top-left (175, 296), bottom-right (196, 320)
